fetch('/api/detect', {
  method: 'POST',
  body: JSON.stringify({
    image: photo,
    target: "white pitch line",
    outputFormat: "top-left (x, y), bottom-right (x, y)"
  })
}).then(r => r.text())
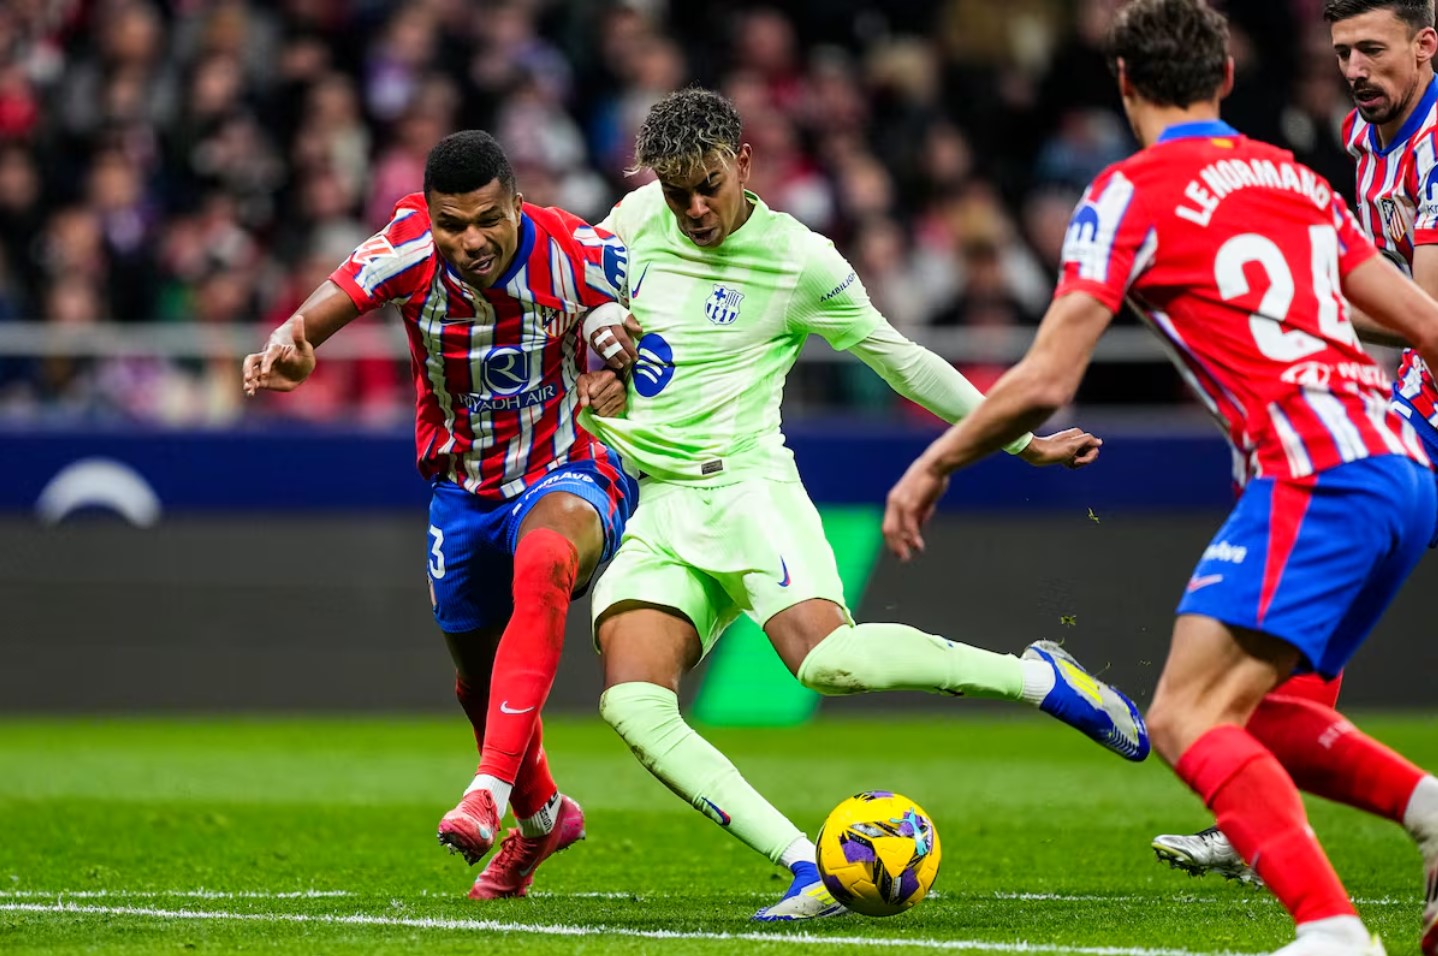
top-left (0, 890), bottom-right (352, 900)
top-left (0, 889), bottom-right (1409, 906)
top-left (0, 889), bottom-right (1408, 907)
top-left (988, 892), bottom-right (1406, 907)
top-left (0, 901), bottom-right (1255, 956)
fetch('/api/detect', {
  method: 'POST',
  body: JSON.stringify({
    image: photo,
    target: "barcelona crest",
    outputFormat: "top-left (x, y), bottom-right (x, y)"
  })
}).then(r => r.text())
top-left (705, 284), bottom-right (744, 325)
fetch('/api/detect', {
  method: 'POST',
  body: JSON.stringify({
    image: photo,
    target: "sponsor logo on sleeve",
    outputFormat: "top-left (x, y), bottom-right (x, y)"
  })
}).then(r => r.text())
top-left (821, 271), bottom-right (857, 302)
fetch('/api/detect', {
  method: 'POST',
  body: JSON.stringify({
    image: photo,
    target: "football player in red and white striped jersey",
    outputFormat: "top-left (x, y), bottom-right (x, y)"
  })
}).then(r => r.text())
top-left (243, 130), bottom-right (638, 900)
top-left (1153, 7), bottom-right (1438, 940)
top-left (1339, 0), bottom-right (1438, 458)
top-left (886, 3), bottom-right (1438, 954)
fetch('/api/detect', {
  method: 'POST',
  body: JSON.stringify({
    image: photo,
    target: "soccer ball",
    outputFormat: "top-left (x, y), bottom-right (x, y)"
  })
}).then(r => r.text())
top-left (815, 790), bottom-right (941, 917)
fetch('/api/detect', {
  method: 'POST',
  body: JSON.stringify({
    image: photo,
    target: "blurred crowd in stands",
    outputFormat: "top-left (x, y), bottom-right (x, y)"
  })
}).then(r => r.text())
top-left (0, 0), bottom-right (1357, 424)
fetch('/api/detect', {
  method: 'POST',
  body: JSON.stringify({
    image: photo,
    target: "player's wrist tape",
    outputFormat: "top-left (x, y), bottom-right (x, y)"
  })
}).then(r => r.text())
top-left (593, 329), bottom-right (623, 360)
top-left (582, 303), bottom-right (628, 360)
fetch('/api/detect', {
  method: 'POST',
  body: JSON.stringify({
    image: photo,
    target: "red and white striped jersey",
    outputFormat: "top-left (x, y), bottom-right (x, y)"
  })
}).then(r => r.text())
top-left (1057, 120), bottom-right (1428, 486)
top-left (330, 193), bottom-right (627, 499)
top-left (1344, 76), bottom-right (1438, 436)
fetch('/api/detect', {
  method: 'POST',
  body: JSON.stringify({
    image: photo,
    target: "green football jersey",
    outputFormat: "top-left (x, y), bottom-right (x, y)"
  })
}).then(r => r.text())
top-left (579, 182), bottom-right (882, 484)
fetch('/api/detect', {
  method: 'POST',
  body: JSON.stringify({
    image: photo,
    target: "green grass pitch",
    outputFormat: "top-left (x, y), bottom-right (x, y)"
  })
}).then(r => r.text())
top-left (2, 713), bottom-right (1434, 955)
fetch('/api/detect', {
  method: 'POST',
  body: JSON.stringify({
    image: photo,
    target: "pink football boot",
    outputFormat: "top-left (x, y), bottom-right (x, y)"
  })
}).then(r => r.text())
top-left (469, 795), bottom-right (586, 899)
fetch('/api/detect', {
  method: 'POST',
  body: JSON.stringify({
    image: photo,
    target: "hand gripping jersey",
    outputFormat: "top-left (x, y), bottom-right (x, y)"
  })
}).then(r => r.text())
top-left (1344, 75), bottom-right (1438, 446)
top-left (1057, 120), bottom-right (1428, 485)
top-left (331, 193), bottom-right (628, 499)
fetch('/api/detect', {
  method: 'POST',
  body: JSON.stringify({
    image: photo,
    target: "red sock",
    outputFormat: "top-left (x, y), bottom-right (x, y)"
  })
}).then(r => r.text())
top-left (1271, 672), bottom-right (1343, 709)
top-left (1247, 696), bottom-right (1424, 823)
top-left (476, 529), bottom-right (577, 784)
top-left (455, 675), bottom-right (487, 754)
top-left (1176, 725), bottom-right (1355, 924)
top-left (509, 717), bottom-right (558, 820)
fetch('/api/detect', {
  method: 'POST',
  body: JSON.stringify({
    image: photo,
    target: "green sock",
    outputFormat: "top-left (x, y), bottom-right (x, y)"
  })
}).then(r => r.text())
top-left (599, 681), bottom-right (803, 864)
top-left (796, 622), bottom-right (1025, 699)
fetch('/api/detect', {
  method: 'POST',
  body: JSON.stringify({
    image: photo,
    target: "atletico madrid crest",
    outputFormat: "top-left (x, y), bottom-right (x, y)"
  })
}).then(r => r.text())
top-left (1378, 197), bottom-right (1405, 238)
top-left (540, 305), bottom-right (576, 339)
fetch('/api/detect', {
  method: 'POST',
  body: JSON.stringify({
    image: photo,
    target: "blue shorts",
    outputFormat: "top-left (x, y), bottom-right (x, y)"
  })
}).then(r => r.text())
top-left (1177, 455), bottom-right (1434, 678)
top-left (425, 458), bottom-right (638, 633)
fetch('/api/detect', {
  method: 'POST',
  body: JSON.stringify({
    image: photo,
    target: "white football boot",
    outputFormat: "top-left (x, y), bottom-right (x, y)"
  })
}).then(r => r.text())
top-left (1151, 826), bottom-right (1262, 885)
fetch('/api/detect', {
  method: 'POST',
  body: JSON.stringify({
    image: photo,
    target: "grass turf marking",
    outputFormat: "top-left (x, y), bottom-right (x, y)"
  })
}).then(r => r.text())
top-left (0, 890), bottom-right (1409, 906)
top-left (0, 889), bottom-right (352, 899)
top-left (1, 900), bottom-right (1256, 956)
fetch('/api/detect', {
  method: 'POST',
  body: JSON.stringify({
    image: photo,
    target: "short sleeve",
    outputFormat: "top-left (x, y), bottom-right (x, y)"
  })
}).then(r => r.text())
top-left (1054, 168), bottom-right (1155, 313)
top-left (596, 202), bottom-right (623, 241)
top-left (1332, 192), bottom-right (1381, 277)
top-left (788, 235), bottom-right (883, 350)
top-left (329, 199), bottom-right (434, 312)
top-left (1413, 134), bottom-right (1438, 246)
top-left (571, 222), bottom-right (628, 309)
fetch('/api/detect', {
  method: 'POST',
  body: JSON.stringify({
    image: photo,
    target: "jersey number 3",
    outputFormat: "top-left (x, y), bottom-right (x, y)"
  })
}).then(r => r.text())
top-left (1215, 225), bottom-right (1358, 362)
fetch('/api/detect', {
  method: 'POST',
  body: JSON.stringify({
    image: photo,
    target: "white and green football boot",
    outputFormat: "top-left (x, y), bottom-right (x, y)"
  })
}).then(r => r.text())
top-left (751, 862), bottom-right (847, 922)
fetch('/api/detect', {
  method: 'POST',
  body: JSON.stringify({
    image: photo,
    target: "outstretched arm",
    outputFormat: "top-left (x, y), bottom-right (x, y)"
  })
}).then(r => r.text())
top-left (242, 280), bottom-right (362, 395)
top-left (847, 323), bottom-right (1102, 467)
top-left (847, 324), bottom-right (1033, 456)
top-left (882, 292), bottom-right (1114, 559)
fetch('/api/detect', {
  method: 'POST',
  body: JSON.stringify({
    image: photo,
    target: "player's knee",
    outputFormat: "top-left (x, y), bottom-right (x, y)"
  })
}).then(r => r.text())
top-left (599, 681), bottom-right (679, 741)
top-left (795, 626), bottom-right (862, 696)
top-left (515, 528), bottom-right (581, 591)
top-left (1143, 696), bottom-right (1190, 764)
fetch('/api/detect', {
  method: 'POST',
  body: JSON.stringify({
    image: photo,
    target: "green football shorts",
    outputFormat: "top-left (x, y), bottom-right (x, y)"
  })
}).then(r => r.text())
top-left (591, 477), bottom-right (852, 656)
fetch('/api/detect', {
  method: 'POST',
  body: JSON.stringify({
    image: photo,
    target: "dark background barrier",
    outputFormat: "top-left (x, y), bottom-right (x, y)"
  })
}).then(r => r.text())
top-left (0, 418), bottom-right (1235, 512)
top-left (4, 509), bottom-right (1435, 713)
top-left (3, 422), bottom-right (1432, 713)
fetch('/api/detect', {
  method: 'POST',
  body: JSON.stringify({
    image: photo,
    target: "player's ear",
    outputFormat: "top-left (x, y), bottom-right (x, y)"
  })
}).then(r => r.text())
top-left (735, 144), bottom-right (752, 187)
top-left (1115, 58), bottom-right (1134, 99)
top-left (1417, 27), bottom-right (1437, 67)
top-left (511, 191), bottom-right (524, 216)
top-left (1219, 57), bottom-right (1236, 100)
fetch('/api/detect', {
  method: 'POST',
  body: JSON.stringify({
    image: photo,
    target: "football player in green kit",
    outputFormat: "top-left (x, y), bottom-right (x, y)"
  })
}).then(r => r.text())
top-left (579, 88), bottom-right (1148, 920)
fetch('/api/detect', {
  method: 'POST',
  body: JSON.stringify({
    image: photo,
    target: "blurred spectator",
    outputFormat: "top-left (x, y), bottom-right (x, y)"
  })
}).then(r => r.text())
top-left (0, 0), bottom-right (1362, 423)
top-left (0, 61), bottom-right (39, 139)
top-left (366, 85), bottom-right (453, 227)
top-left (1021, 186), bottom-right (1082, 277)
top-left (1283, 26), bottom-right (1356, 202)
top-left (467, 0), bottom-right (573, 107)
top-left (732, 8), bottom-right (805, 116)
top-left (363, 4), bottom-right (437, 124)
top-left (55, 1), bottom-right (178, 146)
top-left (31, 279), bottom-right (107, 415)
top-left (291, 72), bottom-right (370, 210)
top-left (0, 144), bottom-right (43, 312)
top-left (932, 182), bottom-right (1050, 321)
top-left (589, 25), bottom-right (685, 179)
top-left (87, 148), bottom-right (158, 321)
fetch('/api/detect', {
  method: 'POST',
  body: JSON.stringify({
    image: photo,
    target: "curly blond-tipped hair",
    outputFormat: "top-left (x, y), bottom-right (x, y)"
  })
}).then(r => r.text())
top-left (629, 88), bottom-right (742, 180)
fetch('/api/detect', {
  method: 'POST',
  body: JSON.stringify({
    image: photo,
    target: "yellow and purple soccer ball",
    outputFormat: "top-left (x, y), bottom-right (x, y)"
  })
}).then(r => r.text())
top-left (815, 790), bottom-right (942, 917)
